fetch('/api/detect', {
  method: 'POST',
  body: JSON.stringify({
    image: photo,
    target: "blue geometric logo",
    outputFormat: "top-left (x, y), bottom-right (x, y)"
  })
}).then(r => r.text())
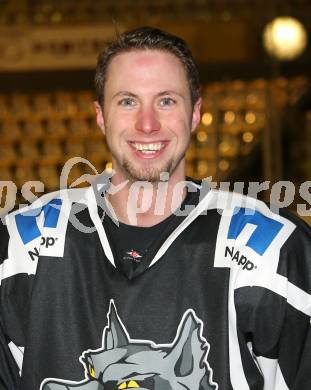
top-left (15, 199), bottom-right (62, 245)
top-left (227, 207), bottom-right (283, 255)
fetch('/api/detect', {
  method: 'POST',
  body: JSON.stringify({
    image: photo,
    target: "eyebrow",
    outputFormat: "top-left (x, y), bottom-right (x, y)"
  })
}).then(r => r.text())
top-left (112, 90), bottom-right (185, 100)
top-left (157, 90), bottom-right (184, 99)
top-left (112, 91), bottom-right (138, 100)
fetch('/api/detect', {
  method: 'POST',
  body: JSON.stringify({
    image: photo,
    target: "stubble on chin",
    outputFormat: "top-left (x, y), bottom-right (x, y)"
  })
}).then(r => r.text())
top-left (122, 159), bottom-right (173, 183)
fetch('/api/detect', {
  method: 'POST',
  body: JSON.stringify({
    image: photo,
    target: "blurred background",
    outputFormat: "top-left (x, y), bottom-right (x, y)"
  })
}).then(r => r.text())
top-left (0, 0), bottom-right (310, 223)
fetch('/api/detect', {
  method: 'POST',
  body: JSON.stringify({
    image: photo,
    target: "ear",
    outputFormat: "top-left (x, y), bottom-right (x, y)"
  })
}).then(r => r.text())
top-left (166, 310), bottom-right (207, 378)
top-left (191, 97), bottom-right (202, 133)
top-left (94, 101), bottom-right (106, 134)
top-left (103, 301), bottom-right (129, 350)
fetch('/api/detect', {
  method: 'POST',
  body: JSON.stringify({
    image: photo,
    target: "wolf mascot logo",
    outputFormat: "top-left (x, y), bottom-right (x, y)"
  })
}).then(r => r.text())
top-left (41, 301), bottom-right (218, 390)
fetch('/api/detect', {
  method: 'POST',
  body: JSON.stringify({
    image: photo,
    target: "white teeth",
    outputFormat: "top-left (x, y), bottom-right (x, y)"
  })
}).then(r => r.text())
top-left (133, 143), bottom-right (163, 151)
top-left (141, 150), bottom-right (155, 154)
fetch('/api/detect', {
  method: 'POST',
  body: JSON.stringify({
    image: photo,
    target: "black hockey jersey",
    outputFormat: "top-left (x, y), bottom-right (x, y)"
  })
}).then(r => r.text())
top-left (0, 180), bottom-right (311, 390)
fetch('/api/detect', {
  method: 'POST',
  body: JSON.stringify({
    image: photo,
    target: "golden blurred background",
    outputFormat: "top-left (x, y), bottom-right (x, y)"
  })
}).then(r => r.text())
top-left (0, 0), bottom-right (310, 223)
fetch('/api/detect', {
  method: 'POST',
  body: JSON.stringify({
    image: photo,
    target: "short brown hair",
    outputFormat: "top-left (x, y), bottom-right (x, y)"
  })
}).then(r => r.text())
top-left (95, 26), bottom-right (200, 107)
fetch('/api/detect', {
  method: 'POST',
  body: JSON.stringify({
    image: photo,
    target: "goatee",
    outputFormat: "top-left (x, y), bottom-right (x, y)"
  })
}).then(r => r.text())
top-left (122, 159), bottom-right (173, 183)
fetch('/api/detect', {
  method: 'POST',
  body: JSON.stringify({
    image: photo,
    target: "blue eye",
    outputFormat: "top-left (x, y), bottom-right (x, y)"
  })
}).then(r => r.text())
top-left (159, 97), bottom-right (176, 107)
top-left (118, 98), bottom-right (136, 107)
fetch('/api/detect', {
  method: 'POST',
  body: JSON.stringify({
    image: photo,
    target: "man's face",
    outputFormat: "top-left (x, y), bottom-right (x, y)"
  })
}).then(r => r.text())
top-left (95, 49), bottom-right (201, 183)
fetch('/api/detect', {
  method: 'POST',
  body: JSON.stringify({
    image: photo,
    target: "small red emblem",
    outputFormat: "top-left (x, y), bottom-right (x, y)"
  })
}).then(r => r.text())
top-left (127, 250), bottom-right (142, 259)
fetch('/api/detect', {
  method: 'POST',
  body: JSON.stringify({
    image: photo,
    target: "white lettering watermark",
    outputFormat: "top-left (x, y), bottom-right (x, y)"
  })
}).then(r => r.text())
top-left (1, 157), bottom-right (311, 229)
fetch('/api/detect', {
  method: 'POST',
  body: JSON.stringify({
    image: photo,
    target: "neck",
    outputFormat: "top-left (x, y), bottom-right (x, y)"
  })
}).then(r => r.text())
top-left (106, 170), bottom-right (187, 227)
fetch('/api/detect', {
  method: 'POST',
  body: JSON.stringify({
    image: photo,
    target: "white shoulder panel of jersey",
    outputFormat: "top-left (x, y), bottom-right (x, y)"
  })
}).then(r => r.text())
top-left (213, 190), bottom-right (296, 293)
top-left (1, 187), bottom-right (90, 283)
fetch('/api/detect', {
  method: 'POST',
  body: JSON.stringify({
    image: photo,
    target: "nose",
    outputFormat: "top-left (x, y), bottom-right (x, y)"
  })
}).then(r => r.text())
top-left (135, 107), bottom-right (161, 134)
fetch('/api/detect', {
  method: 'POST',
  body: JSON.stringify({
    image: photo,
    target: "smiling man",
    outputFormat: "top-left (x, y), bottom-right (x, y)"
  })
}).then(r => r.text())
top-left (96, 50), bottom-right (200, 184)
top-left (0, 27), bottom-right (311, 390)
top-left (94, 32), bottom-right (201, 227)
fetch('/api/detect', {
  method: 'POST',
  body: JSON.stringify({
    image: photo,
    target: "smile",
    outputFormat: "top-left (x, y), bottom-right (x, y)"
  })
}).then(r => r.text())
top-left (130, 142), bottom-right (166, 155)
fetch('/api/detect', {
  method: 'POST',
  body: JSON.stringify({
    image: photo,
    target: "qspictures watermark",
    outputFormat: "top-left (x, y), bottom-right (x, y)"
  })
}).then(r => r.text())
top-left (0, 157), bottom-right (310, 227)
